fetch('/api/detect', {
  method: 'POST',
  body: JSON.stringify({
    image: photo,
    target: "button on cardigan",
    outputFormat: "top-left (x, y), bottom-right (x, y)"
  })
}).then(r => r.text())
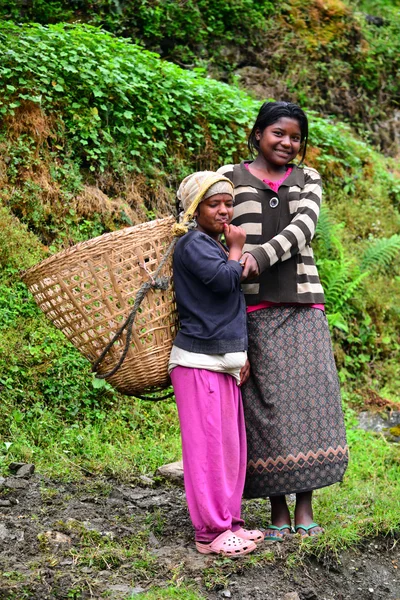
top-left (218, 162), bottom-right (325, 305)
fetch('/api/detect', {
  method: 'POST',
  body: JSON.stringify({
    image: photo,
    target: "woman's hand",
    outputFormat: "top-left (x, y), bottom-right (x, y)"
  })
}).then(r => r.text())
top-left (224, 223), bottom-right (246, 250)
top-left (224, 223), bottom-right (246, 262)
top-left (239, 359), bottom-right (250, 386)
top-left (240, 253), bottom-right (259, 280)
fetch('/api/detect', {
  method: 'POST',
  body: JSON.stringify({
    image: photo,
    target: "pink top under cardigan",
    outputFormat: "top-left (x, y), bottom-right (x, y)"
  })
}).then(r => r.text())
top-left (243, 163), bottom-right (324, 314)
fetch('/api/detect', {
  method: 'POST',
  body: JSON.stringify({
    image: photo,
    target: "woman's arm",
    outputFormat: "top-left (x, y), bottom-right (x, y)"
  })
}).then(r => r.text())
top-left (180, 234), bottom-right (243, 295)
top-left (247, 169), bottom-right (322, 275)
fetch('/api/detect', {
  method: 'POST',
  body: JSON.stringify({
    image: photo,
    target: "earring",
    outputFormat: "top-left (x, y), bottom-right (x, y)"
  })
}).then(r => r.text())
top-left (187, 215), bottom-right (197, 230)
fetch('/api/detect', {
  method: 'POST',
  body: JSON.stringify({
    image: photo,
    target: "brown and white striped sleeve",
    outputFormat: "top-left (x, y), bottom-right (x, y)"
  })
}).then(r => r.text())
top-left (250, 167), bottom-right (322, 273)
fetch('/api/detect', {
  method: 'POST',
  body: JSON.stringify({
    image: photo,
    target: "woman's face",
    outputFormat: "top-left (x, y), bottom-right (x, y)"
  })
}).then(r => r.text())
top-left (195, 193), bottom-right (234, 240)
top-left (256, 117), bottom-right (302, 167)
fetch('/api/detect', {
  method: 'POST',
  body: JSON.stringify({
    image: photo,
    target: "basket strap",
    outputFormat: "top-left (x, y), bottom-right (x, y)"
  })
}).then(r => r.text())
top-left (133, 389), bottom-right (175, 401)
top-left (92, 237), bottom-right (177, 382)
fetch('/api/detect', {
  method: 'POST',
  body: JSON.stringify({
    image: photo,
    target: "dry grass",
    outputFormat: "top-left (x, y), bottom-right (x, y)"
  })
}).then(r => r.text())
top-left (5, 100), bottom-right (55, 147)
top-left (74, 173), bottom-right (175, 226)
top-left (2, 102), bottom-right (176, 238)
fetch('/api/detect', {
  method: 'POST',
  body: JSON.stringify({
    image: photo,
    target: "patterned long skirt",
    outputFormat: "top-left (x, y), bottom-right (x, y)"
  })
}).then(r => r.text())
top-left (243, 307), bottom-right (349, 498)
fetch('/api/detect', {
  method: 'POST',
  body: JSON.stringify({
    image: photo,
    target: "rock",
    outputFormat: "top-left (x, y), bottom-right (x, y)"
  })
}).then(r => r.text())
top-left (0, 477), bottom-right (6, 487)
top-left (106, 583), bottom-right (142, 595)
top-left (15, 463), bottom-right (35, 478)
top-left (139, 474), bottom-right (155, 487)
top-left (282, 593), bottom-right (301, 600)
top-left (0, 524), bottom-right (9, 540)
top-left (156, 460), bottom-right (184, 485)
top-left (4, 477), bottom-right (29, 490)
top-left (148, 532), bottom-right (161, 548)
top-left (0, 524), bottom-right (23, 541)
top-left (365, 14), bottom-right (385, 27)
top-left (8, 462), bottom-right (26, 473)
top-left (98, 570), bottom-right (112, 577)
top-left (113, 487), bottom-right (158, 502)
top-left (220, 591), bottom-right (232, 598)
top-left (301, 590), bottom-right (318, 600)
top-left (0, 499), bottom-right (12, 507)
top-left (107, 498), bottom-right (125, 508)
top-left (15, 530), bottom-right (25, 542)
top-left (135, 494), bottom-right (173, 509)
top-left (42, 531), bottom-right (72, 546)
top-left (81, 566), bottom-right (93, 574)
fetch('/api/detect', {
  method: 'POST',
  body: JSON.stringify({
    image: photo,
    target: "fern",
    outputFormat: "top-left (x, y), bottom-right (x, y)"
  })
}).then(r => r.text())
top-left (317, 255), bottom-right (369, 316)
top-left (360, 234), bottom-right (400, 273)
top-left (315, 205), bottom-right (344, 259)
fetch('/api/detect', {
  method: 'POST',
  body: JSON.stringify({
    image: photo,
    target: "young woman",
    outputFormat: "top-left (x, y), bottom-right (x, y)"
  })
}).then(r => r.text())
top-left (169, 170), bottom-right (264, 556)
top-left (218, 102), bottom-right (349, 540)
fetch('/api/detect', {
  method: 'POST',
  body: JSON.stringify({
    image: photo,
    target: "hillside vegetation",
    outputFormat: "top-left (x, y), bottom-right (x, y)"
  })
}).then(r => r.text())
top-left (0, 1), bottom-right (399, 573)
top-left (1, 0), bottom-right (399, 155)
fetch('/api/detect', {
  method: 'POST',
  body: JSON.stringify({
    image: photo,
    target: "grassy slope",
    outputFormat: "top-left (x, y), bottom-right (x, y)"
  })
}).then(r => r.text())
top-left (0, 17), bottom-right (399, 570)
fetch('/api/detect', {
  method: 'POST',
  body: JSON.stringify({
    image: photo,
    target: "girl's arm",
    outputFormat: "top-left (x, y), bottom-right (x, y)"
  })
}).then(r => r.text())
top-left (180, 234), bottom-right (243, 295)
top-left (246, 169), bottom-right (322, 275)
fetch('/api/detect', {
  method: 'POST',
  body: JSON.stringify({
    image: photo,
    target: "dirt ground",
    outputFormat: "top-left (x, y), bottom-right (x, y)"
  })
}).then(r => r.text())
top-left (0, 469), bottom-right (399, 600)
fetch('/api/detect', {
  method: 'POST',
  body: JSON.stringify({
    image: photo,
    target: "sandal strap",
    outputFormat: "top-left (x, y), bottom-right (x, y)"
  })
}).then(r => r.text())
top-left (295, 522), bottom-right (320, 532)
top-left (267, 524), bottom-right (292, 532)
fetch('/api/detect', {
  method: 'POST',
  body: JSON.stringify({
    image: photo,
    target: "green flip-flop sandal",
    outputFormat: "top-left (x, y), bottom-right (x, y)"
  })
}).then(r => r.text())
top-left (295, 522), bottom-right (324, 537)
top-left (263, 524), bottom-right (293, 542)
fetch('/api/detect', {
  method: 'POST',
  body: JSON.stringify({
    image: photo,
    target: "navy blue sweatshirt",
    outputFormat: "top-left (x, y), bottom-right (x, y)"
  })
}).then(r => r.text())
top-left (173, 230), bottom-right (247, 354)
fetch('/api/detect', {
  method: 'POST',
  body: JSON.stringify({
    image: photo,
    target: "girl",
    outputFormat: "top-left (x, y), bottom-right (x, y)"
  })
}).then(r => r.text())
top-left (218, 102), bottom-right (349, 540)
top-left (169, 170), bottom-right (264, 556)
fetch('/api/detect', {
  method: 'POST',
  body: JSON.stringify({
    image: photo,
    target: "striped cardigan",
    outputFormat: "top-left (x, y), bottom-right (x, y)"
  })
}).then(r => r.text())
top-left (218, 162), bottom-right (325, 305)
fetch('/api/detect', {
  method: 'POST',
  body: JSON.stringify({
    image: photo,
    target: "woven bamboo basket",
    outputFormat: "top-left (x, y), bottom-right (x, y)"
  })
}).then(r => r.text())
top-left (21, 216), bottom-right (178, 396)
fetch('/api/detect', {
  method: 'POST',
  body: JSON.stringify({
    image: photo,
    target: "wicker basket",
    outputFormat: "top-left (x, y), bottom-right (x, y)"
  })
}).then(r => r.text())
top-left (21, 216), bottom-right (178, 396)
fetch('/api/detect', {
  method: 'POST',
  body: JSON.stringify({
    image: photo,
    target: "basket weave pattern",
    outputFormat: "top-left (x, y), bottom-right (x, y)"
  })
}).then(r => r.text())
top-left (22, 217), bottom-right (178, 396)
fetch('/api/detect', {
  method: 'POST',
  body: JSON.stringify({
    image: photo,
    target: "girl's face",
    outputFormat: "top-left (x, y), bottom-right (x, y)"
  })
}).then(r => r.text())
top-left (195, 193), bottom-right (234, 240)
top-left (256, 117), bottom-right (302, 167)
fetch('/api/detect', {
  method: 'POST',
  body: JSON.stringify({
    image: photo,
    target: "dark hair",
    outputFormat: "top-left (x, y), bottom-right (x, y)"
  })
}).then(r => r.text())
top-left (248, 101), bottom-right (308, 164)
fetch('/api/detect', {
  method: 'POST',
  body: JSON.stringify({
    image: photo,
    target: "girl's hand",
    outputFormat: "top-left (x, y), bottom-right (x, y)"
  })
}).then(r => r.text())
top-left (240, 253), bottom-right (259, 280)
top-left (239, 359), bottom-right (250, 386)
top-left (224, 223), bottom-right (246, 250)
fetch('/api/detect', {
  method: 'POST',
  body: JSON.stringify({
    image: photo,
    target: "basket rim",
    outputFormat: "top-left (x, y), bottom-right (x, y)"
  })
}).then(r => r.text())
top-left (21, 215), bottom-right (176, 281)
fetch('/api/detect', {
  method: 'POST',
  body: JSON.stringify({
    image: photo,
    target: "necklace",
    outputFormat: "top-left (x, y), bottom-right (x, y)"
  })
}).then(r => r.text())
top-left (217, 239), bottom-right (229, 256)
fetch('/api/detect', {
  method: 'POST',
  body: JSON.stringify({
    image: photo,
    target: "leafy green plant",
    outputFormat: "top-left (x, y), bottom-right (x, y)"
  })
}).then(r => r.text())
top-left (360, 234), bottom-right (400, 273)
top-left (2, 0), bottom-right (398, 155)
top-left (315, 206), bottom-right (367, 330)
top-left (0, 21), bottom-right (257, 175)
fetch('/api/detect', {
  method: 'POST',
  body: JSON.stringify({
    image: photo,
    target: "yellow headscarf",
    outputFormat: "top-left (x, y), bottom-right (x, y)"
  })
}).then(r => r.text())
top-left (172, 171), bottom-right (234, 237)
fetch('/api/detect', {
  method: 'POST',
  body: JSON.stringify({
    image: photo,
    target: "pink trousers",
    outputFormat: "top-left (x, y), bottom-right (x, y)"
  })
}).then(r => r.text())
top-left (170, 366), bottom-right (247, 542)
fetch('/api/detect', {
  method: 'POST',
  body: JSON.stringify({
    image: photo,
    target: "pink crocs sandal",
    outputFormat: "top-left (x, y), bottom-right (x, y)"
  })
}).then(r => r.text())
top-left (195, 530), bottom-right (256, 557)
top-left (234, 526), bottom-right (265, 543)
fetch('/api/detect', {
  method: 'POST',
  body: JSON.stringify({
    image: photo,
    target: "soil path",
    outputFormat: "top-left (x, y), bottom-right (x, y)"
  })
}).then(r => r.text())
top-left (0, 472), bottom-right (399, 599)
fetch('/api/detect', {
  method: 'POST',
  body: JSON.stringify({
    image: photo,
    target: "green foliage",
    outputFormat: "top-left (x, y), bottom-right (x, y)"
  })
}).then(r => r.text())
top-left (360, 234), bottom-right (400, 273)
top-left (314, 204), bottom-right (400, 383)
top-left (314, 202), bottom-right (344, 258)
top-left (0, 2), bottom-right (398, 588)
top-left (0, 21), bottom-right (256, 175)
top-left (1, 0), bottom-right (399, 154)
top-left (0, 17), bottom-right (398, 399)
top-left (307, 423), bottom-right (400, 556)
top-left (0, 204), bottom-right (46, 271)
top-left (315, 206), bottom-right (367, 330)
top-left (0, 0), bottom-right (275, 51)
